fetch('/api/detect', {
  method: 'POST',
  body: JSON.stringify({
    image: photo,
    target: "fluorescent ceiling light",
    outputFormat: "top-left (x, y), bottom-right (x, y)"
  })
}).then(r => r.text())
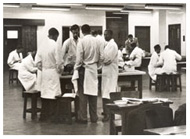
top-left (145, 4), bottom-right (183, 10)
top-left (3, 3), bottom-right (20, 8)
top-left (86, 5), bottom-right (123, 11)
top-left (36, 3), bottom-right (83, 6)
top-left (121, 10), bottom-right (152, 14)
top-left (32, 5), bottom-right (70, 11)
top-left (113, 12), bottom-right (129, 15)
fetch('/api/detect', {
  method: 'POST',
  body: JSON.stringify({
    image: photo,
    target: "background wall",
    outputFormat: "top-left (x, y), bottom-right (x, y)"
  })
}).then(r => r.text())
top-left (4, 7), bottom-right (186, 56)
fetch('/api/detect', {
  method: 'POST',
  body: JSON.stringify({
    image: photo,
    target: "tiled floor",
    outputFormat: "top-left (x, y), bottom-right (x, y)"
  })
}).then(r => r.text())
top-left (3, 69), bottom-right (186, 135)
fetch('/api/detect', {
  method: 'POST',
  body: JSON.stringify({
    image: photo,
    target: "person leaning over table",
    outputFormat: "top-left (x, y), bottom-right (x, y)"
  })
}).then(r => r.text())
top-left (18, 50), bottom-right (38, 91)
top-left (74, 24), bottom-right (103, 124)
top-left (61, 24), bottom-right (80, 74)
top-left (36, 27), bottom-right (63, 122)
top-left (101, 29), bottom-right (118, 122)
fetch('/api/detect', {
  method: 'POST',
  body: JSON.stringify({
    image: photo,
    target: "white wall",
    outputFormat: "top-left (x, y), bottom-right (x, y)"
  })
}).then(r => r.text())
top-left (3, 7), bottom-right (106, 49)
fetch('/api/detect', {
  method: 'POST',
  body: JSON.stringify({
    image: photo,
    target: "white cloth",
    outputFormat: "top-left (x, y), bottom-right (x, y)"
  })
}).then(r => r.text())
top-left (18, 54), bottom-right (38, 91)
top-left (71, 70), bottom-right (79, 93)
top-left (102, 39), bottom-right (118, 99)
top-left (74, 34), bottom-right (101, 96)
top-left (36, 39), bottom-right (62, 99)
top-left (62, 37), bottom-right (80, 66)
top-left (156, 48), bottom-right (182, 74)
top-left (129, 46), bottom-right (145, 67)
top-left (7, 50), bottom-right (23, 70)
top-left (148, 52), bottom-right (162, 81)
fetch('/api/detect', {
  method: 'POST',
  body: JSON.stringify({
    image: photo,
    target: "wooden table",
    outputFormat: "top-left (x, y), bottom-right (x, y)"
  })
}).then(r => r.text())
top-left (60, 70), bottom-right (146, 98)
top-left (106, 101), bottom-right (173, 135)
top-left (144, 125), bottom-right (186, 135)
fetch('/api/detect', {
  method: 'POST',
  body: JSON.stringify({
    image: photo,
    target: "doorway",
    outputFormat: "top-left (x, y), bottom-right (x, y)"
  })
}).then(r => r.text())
top-left (169, 24), bottom-right (181, 54)
top-left (3, 26), bottom-right (22, 71)
top-left (135, 26), bottom-right (150, 52)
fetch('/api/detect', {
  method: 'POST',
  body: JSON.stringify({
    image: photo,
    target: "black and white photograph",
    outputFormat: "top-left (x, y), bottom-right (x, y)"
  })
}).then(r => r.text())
top-left (1, 0), bottom-right (188, 136)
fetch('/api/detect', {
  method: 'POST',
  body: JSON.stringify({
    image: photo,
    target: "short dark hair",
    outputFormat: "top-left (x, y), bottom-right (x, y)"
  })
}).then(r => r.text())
top-left (165, 45), bottom-right (170, 50)
top-left (97, 30), bottom-right (102, 35)
top-left (70, 24), bottom-right (79, 31)
top-left (81, 24), bottom-right (91, 34)
top-left (128, 34), bottom-right (133, 38)
top-left (154, 44), bottom-right (161, 50)
top-left (48, 28), bottom-right (59, 36)
top-left (105, 29), bottom-right (113, 36)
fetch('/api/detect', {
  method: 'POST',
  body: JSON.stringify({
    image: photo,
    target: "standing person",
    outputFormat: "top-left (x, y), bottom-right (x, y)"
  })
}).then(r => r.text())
top-left (18, 50), bottom-right (38, 91)
top-left (62, 24), bottom-right (80, 74)
top-left (101, 30), bottom-right (118, 122)
top-left (36, 27), bottom-right (62, 122)
top-left (156, 45), bottom-right (182, 74)
top-left (74, 24), bottom-right (101, 123)
top-left (148, 44), bottom-right (162, 81)
top-left (7, 45), bottom-right (23, 70)
top-left (125, 34), bottom-right (139, 56)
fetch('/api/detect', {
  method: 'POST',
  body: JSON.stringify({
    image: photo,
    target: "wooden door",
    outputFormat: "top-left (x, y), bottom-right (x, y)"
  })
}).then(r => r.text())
top-left (169, 24), bottom-right (181, 54)
top-left (135, 26), bottom-right (150, 52)
top-left (3, 26), bottom-right (22, 71)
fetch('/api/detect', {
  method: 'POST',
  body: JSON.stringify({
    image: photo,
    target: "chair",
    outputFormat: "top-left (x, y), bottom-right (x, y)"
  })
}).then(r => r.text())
top-left (23, 90), bottom-right (41, 120)
top-left (56, 83), bottom-right (78, 124)
top-left (9, 69), bottom-right (19, 84)
top-left (109, 91), bottom-right (139, 135)
top-left (125, 104), bottom-right (173, 135)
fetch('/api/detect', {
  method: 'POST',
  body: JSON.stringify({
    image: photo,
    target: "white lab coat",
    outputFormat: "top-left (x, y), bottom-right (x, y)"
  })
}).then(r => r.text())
top-left (148, 52), bottom-right (162, 81)
top-left (36, 39), bottom-right (62, 99)
top-left (62, 37), bottom-right (80, 66)
top-left (156, 48), bottom-right (182, 74)
top-left (129, 46), bottom-right (145, 67)
top-left (18, 54), bottom-right (38, 91)
top-left (74, 34), bottom-right (101, 96)
top-left (7, 50), bottom-right (23, 70)
top-left (102, 39), bottom-right (118, 99)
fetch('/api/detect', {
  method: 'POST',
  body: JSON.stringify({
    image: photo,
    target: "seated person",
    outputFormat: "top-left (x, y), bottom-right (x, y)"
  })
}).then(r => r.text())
top-left (148, 44), bottom-right (162, 81)
top-left (125, 34), bottom-right (139, 56)
top-left (118, 45), bottom-right (125, 68)
top-left (155, 45), bottom-right (182, 74)
top-left (7, 45), bottom-right (23, 70)
top-left (18, 50), bottom-right (38, 91)
top-left (128, 42), bottom-right (145, 70)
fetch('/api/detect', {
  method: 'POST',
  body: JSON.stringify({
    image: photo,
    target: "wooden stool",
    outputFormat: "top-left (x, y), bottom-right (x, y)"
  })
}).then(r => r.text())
top-left (9, 69), bottom-right (18, 84)
top-left (56, 95), bottom-right (77, 124)
top-left (156, 73), bottom-right (182, 92)
top-left (23, 90), bottom-right (41, 120)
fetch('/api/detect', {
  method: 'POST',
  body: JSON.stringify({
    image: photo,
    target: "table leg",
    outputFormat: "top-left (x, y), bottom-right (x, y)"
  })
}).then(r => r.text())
top-left (138, 76), bottom-right (142, 98)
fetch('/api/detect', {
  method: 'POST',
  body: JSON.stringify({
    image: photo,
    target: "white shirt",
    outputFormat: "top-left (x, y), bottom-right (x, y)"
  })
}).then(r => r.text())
top-left (62, 37), bottom-right (80, 66)
top-left (130, 47), bottom-right (145, 67)
top-left (7, 50), bottom-right (23, 69)
top-left (157, 48), bottom-right (182, 74)
top-left (74, 34), bottom-right (101, 70)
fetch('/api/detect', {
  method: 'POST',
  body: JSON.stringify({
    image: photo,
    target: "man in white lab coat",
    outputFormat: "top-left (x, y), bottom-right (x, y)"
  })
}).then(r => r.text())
top-left (18, 51), bottom-right (38, 91)
top-left (125, 34), bottom-right (139, 56)
top-left (74, 24), bottom-right (102, 123)
top-left (148, 44), bottom-right (162, 81)
top-left (155, 45), bottom-right (182, 74)
top-left (7, 46), bottom-right (23, 70)
top-left (36, 28), bottom-right (62, 122)
top-left (101, 30), bottom-right (118, 122)
top-left (62, 24), bottom-right (80, 74)
top-left (129, 42), bottom-right (145, 70)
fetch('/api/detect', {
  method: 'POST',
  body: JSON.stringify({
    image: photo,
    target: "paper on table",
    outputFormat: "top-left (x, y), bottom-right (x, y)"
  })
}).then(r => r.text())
top-left (62, 93), bottom-right (76, 98)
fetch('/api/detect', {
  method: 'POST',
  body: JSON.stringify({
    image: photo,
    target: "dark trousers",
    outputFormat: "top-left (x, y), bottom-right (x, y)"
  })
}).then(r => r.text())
top-left (77, 67), bottom-right (98, 122)
top-left (40, 98), bottom-right (57, 121)
top-left (102, 98), bottom-right (111, 116)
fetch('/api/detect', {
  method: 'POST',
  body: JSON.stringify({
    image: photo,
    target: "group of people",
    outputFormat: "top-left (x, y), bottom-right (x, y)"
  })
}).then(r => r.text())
top-left (148, 44), bottom-right (182, 81)
top-left (7, 24), bottom-right (182, 124)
